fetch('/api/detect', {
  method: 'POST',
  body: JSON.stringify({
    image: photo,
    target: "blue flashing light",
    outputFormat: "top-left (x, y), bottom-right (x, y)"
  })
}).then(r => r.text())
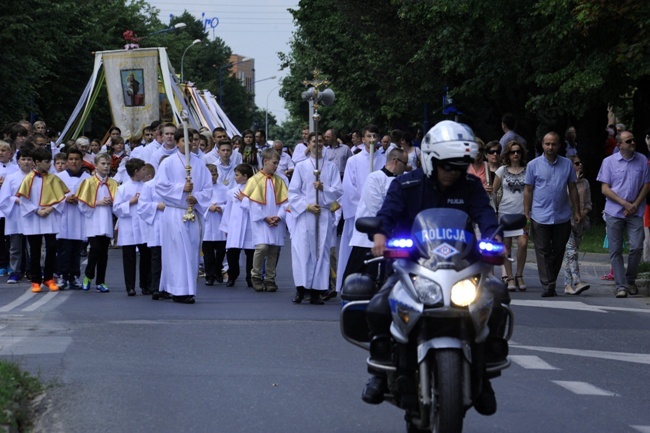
top-left (478, 240), bottom-right (505, 255)
top-left (387, 238), bottom-right (414, 249)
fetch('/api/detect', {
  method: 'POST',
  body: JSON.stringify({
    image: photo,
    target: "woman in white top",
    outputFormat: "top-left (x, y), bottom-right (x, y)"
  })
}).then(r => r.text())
top-left (492, 140), bottom-right (528, 291)
top-left (400, 132), bottom-right (420, 172)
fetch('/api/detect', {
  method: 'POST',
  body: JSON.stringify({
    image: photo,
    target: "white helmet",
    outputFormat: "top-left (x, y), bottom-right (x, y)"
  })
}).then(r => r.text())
top-left (420, 120), bottom-right (478, 177)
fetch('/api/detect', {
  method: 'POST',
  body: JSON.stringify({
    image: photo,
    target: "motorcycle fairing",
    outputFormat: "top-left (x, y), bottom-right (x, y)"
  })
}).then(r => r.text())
top-left (411, 208), bottom-right (479, 270)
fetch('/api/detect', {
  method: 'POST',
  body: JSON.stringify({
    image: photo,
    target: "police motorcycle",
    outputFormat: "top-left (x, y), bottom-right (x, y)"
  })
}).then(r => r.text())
top-left (340, 209), bottom-right (526, 433)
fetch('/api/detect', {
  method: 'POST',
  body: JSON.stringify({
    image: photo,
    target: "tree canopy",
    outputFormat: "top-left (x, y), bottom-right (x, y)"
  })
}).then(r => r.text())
top-left (280, 0), bottom-right (650, 146)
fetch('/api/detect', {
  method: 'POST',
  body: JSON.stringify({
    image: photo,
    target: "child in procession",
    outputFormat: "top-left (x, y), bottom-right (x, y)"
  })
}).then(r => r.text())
top-left (77, 153), bottom-right (119, 293)
top-left (113, 158), bottom-right (151, 296)
top-left (220, 163), bottom-right (255, 288)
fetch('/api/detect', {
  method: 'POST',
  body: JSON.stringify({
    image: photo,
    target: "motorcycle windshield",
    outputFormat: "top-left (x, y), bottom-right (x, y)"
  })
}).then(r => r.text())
top-left (411, 208), bottom-right (479, 269)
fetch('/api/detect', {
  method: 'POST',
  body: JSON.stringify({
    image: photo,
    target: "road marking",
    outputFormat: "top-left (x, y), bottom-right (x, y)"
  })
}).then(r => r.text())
top-left (509, 355), bottom-right (559, 370)
top-left (512, 344), bottom-right (650, 365)
top-left (0, 289), bottom-right (36, 313)
top-left (22, 291), bottom-right (59, 312)
top-left (511, 299), bottom-right (650, 314)
top-left (631, 426), bottom-right (650, 433)
top-left (552, 381), bottom-right (619, 396)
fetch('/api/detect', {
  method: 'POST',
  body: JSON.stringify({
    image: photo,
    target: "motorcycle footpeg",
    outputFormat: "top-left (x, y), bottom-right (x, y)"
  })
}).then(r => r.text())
top-left (486, 358), bottom-right (510, 374)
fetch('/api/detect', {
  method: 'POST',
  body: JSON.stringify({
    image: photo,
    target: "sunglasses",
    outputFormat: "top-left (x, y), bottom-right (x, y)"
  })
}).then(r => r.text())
top-left (623, 138), bottom-right (635, 144)
top-left (438, 162), bottom-right (466, 172)
top-left (509, 149), bottom-right (522, 155)
top-left (574, 161), bottom-right (582, 166)
top-left (486, 149), bottom-right (500, 155)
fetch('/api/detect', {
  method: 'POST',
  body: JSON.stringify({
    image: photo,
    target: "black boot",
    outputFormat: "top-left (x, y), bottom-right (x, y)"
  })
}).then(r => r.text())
top-left (361, 374), bottom-right (387, 404)
top-left (361, 335), bottom-right (392, 404)
top-left (474, 378), bottom-right (497, 415)
top-left (292, 286), bottom-right (305, 304)
top-left (309, 289), bottom-right (324, 305)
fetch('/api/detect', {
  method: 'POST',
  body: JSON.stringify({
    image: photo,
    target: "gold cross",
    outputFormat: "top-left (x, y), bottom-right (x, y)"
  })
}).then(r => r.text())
top-left (303, 69), bottom-right (330, 110)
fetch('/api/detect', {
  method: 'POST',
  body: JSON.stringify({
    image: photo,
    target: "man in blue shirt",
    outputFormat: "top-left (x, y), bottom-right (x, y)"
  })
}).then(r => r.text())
top-left (524, 132), bottom-right (581, 297)
top-left (597, 130), bottom-right (650, 298)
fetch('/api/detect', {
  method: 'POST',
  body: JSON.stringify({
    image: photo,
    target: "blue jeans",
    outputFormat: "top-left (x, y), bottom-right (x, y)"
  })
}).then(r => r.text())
top-left (605, 214), bottom-right (644, 291)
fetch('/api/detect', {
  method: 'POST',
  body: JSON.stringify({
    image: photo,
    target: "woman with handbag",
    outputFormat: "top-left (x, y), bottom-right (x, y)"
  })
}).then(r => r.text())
top-left (492, 141), bottom-right (528, 291)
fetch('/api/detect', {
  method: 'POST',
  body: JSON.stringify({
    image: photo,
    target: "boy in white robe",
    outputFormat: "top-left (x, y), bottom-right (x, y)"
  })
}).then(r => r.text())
top-left (334, 124), bottom-right (386, 296)
top-left (203, 164), bottom-right (229, 285)
top-left (220, 163), bottom-right (255, 288)
top-left (0, 148), bottom-right (32, 283)
top-left (55, 148), bottom-right (91, 289)
top-left (77, 153), bottom-right (119, 292)
top-left (241, 149), bottom-right (288, 292)
top-left (288, 132), bottom-right (342, 304)
top-left (214, 139), bottom-right (236, 188)
top-left (137, 164), bottom-right (168, 299)
top-left (344, 148), bottom-right (407, 282)
top-left (155, 128), bottom-right (212, 304)
top-left (17, 147), bottom-right (69, 293)
top-left (0, 140), bottom-right (18, 276)
top-left (149, 123), bottom-right (178, 170)
top-left (113, 158), bottom-right (151, 296)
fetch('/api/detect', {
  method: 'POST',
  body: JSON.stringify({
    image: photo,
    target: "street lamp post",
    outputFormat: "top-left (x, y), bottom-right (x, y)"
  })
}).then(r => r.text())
top-left (219, 57), bottom-right (252, 107)
top-left (148, 22), bottom-right (186, 37)
top-left (266, 84), bottom-right (281, 142)
top-left (181, 39), bottom-right (201, 82)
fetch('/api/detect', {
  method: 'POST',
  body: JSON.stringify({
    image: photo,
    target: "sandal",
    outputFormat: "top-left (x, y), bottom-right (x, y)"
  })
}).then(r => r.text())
top-left (515, 275), bottom-right (527, 291)
top-left (505, 278), bottom-right (517, 292)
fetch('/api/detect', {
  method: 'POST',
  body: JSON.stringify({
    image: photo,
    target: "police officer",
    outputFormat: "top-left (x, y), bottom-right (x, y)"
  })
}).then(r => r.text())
top-left (361, 120), bottom-right (505, 416)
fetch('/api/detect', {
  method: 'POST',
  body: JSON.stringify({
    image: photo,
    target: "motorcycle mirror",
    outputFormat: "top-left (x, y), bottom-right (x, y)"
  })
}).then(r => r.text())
top-left (356, 217), bottom-right (382, 235)
top-left (499, 213), bottom-right (527, 231)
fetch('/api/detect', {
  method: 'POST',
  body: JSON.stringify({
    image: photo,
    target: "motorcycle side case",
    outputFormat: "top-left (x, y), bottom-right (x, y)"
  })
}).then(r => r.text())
top-left (340, 301), bottom-right (371, 350)
top-left (340, 273), bottom-right (376, 350)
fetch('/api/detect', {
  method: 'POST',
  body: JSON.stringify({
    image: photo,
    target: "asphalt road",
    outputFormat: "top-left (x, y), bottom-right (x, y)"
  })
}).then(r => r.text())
top-left (0, 244), bottom-right (649, 433)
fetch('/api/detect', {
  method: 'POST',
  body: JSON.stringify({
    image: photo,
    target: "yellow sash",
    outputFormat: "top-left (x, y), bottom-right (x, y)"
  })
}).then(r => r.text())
top-left (16, 171), bottom-right (69, 206)
top-left (75, 174), bottom-right (119, 208)
top-left (242, 171), bottom-right (288, 205)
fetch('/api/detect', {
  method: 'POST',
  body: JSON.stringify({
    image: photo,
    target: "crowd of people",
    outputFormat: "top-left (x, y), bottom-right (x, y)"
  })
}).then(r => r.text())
top-left (0, 114), bottom-right (648, 306)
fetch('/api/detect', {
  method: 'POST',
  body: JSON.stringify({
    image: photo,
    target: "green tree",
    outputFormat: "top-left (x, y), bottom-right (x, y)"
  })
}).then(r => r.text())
top-left (282, 0), bottom-right (650, 147)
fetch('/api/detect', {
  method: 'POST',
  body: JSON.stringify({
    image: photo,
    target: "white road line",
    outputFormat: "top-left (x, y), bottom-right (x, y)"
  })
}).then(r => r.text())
top-left (552, 381), bottom-right (619, 396)
top-left (631, 426), bottom-right (650, 433)
top-left (511, 299), bottom-right (650, 314)
top-left (512, 344), bottom-right (650, 365)
top-left (509, 355), bottom-right (559, 370)
top-left (0, 289), bottom-right (36, 313)
top-left (21, 291), bottom-right (58, 312)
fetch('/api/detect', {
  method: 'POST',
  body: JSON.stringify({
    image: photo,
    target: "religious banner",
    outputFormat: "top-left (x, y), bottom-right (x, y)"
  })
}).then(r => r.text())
top-left (102, 48), bottom-right (160, 140)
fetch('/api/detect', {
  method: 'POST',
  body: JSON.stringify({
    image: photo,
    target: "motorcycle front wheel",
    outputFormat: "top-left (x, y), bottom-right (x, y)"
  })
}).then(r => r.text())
top-left (430, 349), bottom-right (464, 433)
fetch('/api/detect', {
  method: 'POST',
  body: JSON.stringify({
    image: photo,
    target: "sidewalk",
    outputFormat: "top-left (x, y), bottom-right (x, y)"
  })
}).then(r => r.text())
top-left (516, 248), bottom-right (650, 298)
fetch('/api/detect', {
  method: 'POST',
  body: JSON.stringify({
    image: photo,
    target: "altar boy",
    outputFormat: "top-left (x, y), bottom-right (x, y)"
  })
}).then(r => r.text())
top-left (241, 149), bottom-right (288, 293)
top-left (77, 153), bottom-right (119, 293)
top-left (17, 147), bottom-right (69, 293)
top-left (113, 158), bottom-right (151, 296)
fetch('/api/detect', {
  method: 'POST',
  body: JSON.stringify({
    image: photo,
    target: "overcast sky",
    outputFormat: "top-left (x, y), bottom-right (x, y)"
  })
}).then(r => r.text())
top-left (148, 0), bottom-right (298, 125)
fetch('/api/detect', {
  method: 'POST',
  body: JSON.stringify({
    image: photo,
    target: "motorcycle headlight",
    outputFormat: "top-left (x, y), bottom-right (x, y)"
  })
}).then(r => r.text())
top-left (451, 279), bottom-right (478, 307)
top-left (411, 274), bottom-right (442, 305)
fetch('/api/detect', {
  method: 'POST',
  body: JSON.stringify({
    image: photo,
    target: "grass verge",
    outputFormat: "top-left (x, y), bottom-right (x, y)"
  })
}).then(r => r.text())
top-left (0, 361), bottom-right (42, 432)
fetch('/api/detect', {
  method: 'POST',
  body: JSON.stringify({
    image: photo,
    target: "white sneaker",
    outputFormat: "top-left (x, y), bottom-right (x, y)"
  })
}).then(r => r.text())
top-left (564, 284), bottom-right (577, 295)
top-left (56, 277), bottom-right (68, 290)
